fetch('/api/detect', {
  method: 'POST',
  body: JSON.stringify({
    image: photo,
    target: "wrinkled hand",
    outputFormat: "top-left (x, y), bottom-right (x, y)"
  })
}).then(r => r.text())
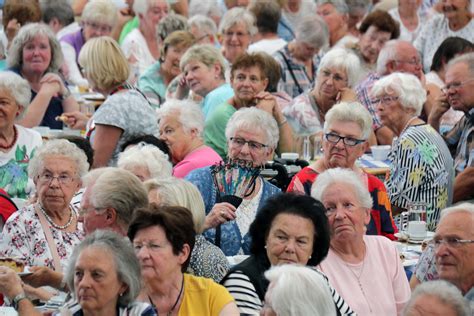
top-left (431, 92), bottom-right (450, 119)
top-left (255, 92), bottom-right (277, 113)
top-left (40, 73), bottom-right (66, 97)
top-left (174, 73), bottom-right (190, 99)
top-left (336, 87), bottom-right (357, 103)
top-left (204, 202), bottom-right (237, 231)
top-left (22, 266), bottom-right (61, 289)
top-left (61, 111), bottom-right (90, 130)
top-left (0, 266), bottom-right (23, 300)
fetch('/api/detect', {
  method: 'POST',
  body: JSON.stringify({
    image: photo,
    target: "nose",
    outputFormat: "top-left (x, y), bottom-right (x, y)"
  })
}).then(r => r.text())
top-left (136, 246), bottom-right (151, 259)
top-left (78, 273), bottom-right (92, 288)
top-left (48, 177), bottom-right (61, 188)
top-left (239, 142), bottom-right (251, 155)
top-left (434, 242), bottom-right (450, 258)
top-left (284, 239), bottom-right (296, 253)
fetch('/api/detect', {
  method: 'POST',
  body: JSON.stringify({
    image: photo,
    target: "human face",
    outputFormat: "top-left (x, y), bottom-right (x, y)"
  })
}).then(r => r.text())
top-left (441, 0), bottom-right (470, 20)
top-left (434, 212), bottom-right (474, 291)
top-left (317, 3), bottom-right (346, 43)
top-left (231, 66), bottom-right (268, 104)
top-left (444, 62), bottom-right (474, 113)
top-left (404, 294), bottom-right (459, 316)
top-left (162, 45), bottom-right (188, 78)
top-left (316, 66), bottom-right (349, 101)
top-left (159, 113), bottom-right (193, 163)
top-left (227, 129), bottom-right (273, 167)
top-left (388, 44), bottom-right (423, 79)
top-left (183, 60), bottom-right (222, 97)
top-left (74, 247), bottom-right (127, 315)
top-left (358, 26), bottom-right (391, 64)
top-left (265, 213), bottom-right (315, 266)
top-left (21, 34), bottom-right (52, 75)
top-left (321, 182), bottom-right (370, 242)
top-left (322, 120), bottom-right (367, 168)
top-left (375, 92), bottom-right (413, 133)
top-left (222, 22), bottom-right (251, 64)
top-left (0, 89), bottom-right (22, 131)
top-left (133, 225), bottom-right (188, 281)
top-left (78, 185), bottom-right (108, 235)
top-left (36, 156), bottom-right (81, 212)
top-left (399, 0), bottom-right (423, 11)
top-left (293, 41), bottom-right (319, 62)
top-left (139, 0), bottom-right (169, 34)
top-left (82, 20), bottom-right (113, 41)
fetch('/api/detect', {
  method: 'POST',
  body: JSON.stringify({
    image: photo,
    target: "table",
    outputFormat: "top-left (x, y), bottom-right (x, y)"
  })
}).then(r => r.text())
top-left (357, 154), bottom-right (390, 179)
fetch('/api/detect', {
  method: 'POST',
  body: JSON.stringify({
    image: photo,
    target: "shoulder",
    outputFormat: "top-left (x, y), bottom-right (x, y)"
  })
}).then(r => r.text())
top-left (222, 269), bottom-right (256, 292)
top-left (122, 302), bottom-right (156, 315)
top-left (364, 235), bottom-right (396, 251)
top-left (185, 274), bottom-right (231, 295)
top-left (185, 166), bottom-right (212, 182)
top-left (15, 125), bottom-right (42, 146)
top-left (262, 179), bottom-right (281, 195)
top-left (4, 205), bottom-right (37, 230)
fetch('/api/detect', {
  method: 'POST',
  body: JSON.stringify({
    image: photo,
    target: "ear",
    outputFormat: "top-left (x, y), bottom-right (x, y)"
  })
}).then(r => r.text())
top-left (265, 147), bottom-right (275, 161)
top-left (16, 105), bottom-right (24, 118)
top-left (213, 63), bottom-right (222, 78)
top-left (178, 243), bottom-right (191, 265)
top-left (189, 127), bottom-right (198, 138)
top-left (386, 60), bottom-right (395, 73)
top-left (262, 78), bottom-right (269, 91)
top-left (363, 207), bottom-right (371, 225)
top-left (105, 208), bottom-right (117, 224)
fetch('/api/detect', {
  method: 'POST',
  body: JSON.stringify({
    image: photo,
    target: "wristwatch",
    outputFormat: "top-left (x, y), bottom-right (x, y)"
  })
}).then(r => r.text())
top-left (60, 87), bottom-right (72, 101)
top-left (12, 292), bottom-right (27, 310)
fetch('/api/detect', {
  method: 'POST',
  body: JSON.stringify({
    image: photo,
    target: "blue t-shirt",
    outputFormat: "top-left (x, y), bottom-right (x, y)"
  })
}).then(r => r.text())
top-left (201, 83), bottom-right (234, 121)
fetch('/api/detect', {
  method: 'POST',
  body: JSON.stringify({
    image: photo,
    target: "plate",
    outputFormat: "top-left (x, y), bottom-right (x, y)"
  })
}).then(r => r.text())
top-left (18, 271), bottom-right (33, 277)
top-left (397, 231), bottom-right (434, 241)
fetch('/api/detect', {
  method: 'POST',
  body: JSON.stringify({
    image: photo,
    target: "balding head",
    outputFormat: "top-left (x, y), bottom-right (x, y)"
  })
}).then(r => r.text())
top-left (377, 40), bottom-right (422, 79)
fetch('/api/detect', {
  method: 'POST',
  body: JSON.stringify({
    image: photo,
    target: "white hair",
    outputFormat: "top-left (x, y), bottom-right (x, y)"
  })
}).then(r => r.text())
top-left (189, 0), bottom-right (222, 21)
top-left (188, 15), bottom-right (218, 38)
top-left (0, 72), bottom-right (32, 119)
top-left (157, 99), bottom-right (205, 137)
top-left (82, 0), bottom-right (118, 28)
top-left (218, 7), bottom-right (257, 36)
top-left (264, 265), bottom-right (337, 316)
top-left (311, 168), bottom-right (373, 209)
top-left (133, 0), bottom-right (169, 15)
top-left (402, 280), bottom-right (470, 316)
top-left (117, 144), bottom-right (172, 180)
top-left (371, 72), bottom-right (426, 116)
top-left (317, 0), bottom-right (349, 14)
top-left (144, 178), bottom-right (206, 233)
top-left (295, 14), bottom-right (329, 49)
top-left (225, 107), bottom-right (279, 150)
top-left (317, 47), bottom-right (361, 88)
top-left (448, 52), bottom-right (474, 76)
top-left (324, 101), bottom-right (373, 140)
top-left (376, 40), bottom-right (400, 75)
top-left (440, 203), bottom-right (474, 219)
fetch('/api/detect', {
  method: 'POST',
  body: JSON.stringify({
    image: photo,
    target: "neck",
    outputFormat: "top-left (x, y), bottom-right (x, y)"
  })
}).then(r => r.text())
top-left (0, 126), bottom-right (16, 147)
top-left (140, 24), bottom-right (157, 42)
top-left (449, 13), bottom-right (471, 31)
top-left (159, 65), bottom-right (175, 86)
top-left (83, 303), bottom-right (118, 316)
top-left (202, 80), bottom-right (224, 97)
top-left (145, 272), bottom-right (182, 296)
top-left (255, 32), bottom-right (279, 41)
top-left (393, 115), bottom-right (420, 136)
top-left (331, 238), bottom-right (366, 263)
top-left (313, 91), bottom-right (334, 114)
top-left (330, 28), bottom-right (347, 47)
top-left (21, 70), bottom-right (43, 87)
top-left (231, 96), bottom-right (254, 109)
top-left (399, 6), bottom-right (418, 19)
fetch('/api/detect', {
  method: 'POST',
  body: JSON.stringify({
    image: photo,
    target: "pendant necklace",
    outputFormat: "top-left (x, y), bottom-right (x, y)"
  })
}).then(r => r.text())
top-left (343, 247), bottom-right (373, 313)
top-left (148, 275), bottom-right (184, 316)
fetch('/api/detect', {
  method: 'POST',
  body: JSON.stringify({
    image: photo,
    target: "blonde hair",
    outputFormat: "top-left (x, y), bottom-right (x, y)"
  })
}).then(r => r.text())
top-left (78, 36), bottom-right (130, 91)
top-left (82, 0), bottom-right (118, 28)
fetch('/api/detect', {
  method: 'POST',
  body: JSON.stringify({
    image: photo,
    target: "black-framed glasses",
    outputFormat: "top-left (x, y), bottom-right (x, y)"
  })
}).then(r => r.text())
top-left (325, 133), bottom-right (365, 146)
top-left (230, 137), bottom-right (268, 151)
top-left (430, 237), bottom-right (474, 249)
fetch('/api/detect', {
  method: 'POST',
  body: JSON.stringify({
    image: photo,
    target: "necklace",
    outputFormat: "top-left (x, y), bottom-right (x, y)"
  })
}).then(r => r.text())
top-left (38, 203), bottom-right (74, 230)
top-left (148, 275), bottom-right (184, 316)
top-left (0, 125), bottom-right (17, 150)
top-left (399, 116), bottom-right (418, 136)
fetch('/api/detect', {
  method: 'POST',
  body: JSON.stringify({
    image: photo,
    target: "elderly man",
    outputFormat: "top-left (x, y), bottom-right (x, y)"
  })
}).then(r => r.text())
top-left (433, 203), bottom-right (474, 310)
top-left (356, 40), bottom-right (424, 144)
top-left (428, 53), bottom-right (474, 203)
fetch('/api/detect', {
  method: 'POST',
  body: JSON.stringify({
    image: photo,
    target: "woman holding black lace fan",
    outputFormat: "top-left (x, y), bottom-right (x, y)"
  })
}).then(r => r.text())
top-left (185, 107), bottom-right (280, 256)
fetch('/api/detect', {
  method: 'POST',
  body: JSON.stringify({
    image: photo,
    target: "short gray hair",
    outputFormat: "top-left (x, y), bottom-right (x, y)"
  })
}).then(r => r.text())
top-left (133, 0), bottom-right (169, 15)
top-left (157, 13), bottom-right (189, 41)
top-left (145, 178), bottom-right (206, 233)
top-left (376, 40), bottom-right (416, 75)
top-left (264, 265), bottom-right (337, 316)
top-left (28, 139), bottom-right (89, 179)
top-left (83, 168), bottom-right (149, 229)
top-left (317, 48), bottom-right (361, 87)
top-left (448, 52), bottom-right (474, 77)
top-left (7, 23), bottom-right (63, 73)
top-left (179, 44), bottom-right (226, 80)
top-left (317, 0), bottom-right (349, 14)
top-left (324, 102), bottom-right (373, 140)
top-left (188, 15), bottom-right (218, 38)
top-left (225, 107), bottom-right (279, 150)
top-left (157, 99), bottom-right (205, 137)
top-left (189, 0), bottom-right (222, 21)
top-left (117, 144), bottom-right (172, 180)
top-left (41, 0), bottom-right (75, 26)
top-left (402, 280), bottom-right (470, 316)
top-left (0, 72), bottom-right (32, 119)
top-left (311, 168), bottom-right (373, 209)
top-left (440, 202), bottom-right (474, 219)
top-left (371, 72), bottom-right (426, 116)
top-left (218, 7), bottom-right (257, 36)
top-left (294, 14), bottom-right (329, 49)
top-left (65, 230), bottom-right (142, 307)
top-left (82, 0), bottom-right (118, 28)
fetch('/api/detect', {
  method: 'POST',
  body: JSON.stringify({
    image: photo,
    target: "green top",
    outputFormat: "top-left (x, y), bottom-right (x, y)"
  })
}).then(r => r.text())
top-left (204, 102), bottom-right (236, 159)
top-left (138, 61), bottom-right (166, 109)
top-left (119, 16), bottom-right (139, 44)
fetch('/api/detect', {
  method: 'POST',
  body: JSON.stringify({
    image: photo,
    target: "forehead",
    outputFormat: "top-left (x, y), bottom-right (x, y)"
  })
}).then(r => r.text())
top-left (445, 62), bottom-right (471, 82)
top-left (26, 34), bottom-right (50, 45)
top-left (0, 88), bottom-right (15, 100)
top-left (397, 44), bottom-right (419, 58)
top-left (270, 213), bottom-right (315, 236)
top-left (41, 156), bottom-right (77, 173)
top-left (149, 0), bottom-right (168, 9)
top-left (322, 182), bottom-right (358, 203)
top-left (226, 21), bottom-right (248, 33)
top-left (317, 3), bottom-right (337, 13)
top-left (76, 246), bottom-right (115, 268)
top-left (321, 65), bottom-right (347, 76)
top-left (232, 128), bottom-right (266, 142)
top-left (233, 65), bottom-right (264, 77)
top-left (363, 25), bottom-right (391, 39)
top-left (327, 120), bottom-right (363, 137)
top-left (133, 224), bottom-right (167, 241)
top-left (436, 211), bottom-right (474, 238)
top-left (160, 111), bottom-right (181, 126)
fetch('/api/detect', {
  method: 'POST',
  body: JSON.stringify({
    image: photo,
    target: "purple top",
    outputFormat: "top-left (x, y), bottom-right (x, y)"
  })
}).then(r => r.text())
top-left (60, 29), bottom-right (85, 63)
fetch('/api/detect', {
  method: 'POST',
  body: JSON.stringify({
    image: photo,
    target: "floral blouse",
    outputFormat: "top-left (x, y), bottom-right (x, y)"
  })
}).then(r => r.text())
top-left (1, 204), bottom-right (84, 271)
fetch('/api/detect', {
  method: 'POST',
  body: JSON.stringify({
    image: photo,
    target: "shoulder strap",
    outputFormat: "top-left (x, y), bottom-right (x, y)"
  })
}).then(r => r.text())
top-left (34, 205), bottom-right (62, 272)
top-left (278, 51), bottom-right (304, 95)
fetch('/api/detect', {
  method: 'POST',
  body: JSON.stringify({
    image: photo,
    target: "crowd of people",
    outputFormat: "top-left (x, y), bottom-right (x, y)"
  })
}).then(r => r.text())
top-left (0, 0), bottom-right (473, 315)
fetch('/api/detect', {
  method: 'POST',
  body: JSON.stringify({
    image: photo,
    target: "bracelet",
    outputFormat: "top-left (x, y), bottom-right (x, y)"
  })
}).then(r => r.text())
top-left (278, 118), bottom-right (287, 127)
top-left (11, 292), bottom-right (27, 310)
top-left (60, 87), bottom-right (71, 101)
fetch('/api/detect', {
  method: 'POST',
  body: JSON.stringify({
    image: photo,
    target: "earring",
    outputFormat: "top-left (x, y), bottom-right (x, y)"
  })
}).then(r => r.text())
top-left (309, 255), bottom-right (312, 259)
top-left (264, 245), bottom-right (267, 249)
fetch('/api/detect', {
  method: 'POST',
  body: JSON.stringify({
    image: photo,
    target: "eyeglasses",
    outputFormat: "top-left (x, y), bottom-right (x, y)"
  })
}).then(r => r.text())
top-left (77, 207), bottom-right (104, 217)
top-left (84, 21), bottom-right (112, 34)
top-left (393, 58), bottom-right (421, 66)
top-left (371, 95), bottom-right (399, 105)
top-left (38, 174), bottom-right (76, 185)
top-left (230, 137), bottom-right (268, 151)
top-left (233, 74), bottom-right (262, 84)
top-left (430, 237), bottom-right (474, 249)
top-left (224, 31), bottom-right (249, 38)
top-left (442, 78), bottom-right (474, 93)
top-left (319, 70), bottom-right (348, 84)
top-left (325, 133), bottom-right (365, 146)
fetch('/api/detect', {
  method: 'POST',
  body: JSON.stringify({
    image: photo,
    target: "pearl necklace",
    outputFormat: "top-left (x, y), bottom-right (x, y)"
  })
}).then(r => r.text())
top-left (38, 203), bottom-right (74, 230)
top-left (400, 116), bottom-right (418, 136)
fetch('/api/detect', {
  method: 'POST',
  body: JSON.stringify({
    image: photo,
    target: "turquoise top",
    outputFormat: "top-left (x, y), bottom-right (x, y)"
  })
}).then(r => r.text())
top-left (201, 83), bottom-right (234, 121)
top-left (138, 61), bottom-right (166, 108)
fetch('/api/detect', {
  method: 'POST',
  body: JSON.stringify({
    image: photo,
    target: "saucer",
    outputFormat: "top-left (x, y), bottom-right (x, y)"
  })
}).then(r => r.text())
top-left (396, 231), bottom-right (434, 241)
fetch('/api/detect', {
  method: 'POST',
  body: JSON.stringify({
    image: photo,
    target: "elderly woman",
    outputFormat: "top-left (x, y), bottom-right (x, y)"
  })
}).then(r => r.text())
top-left (316, 0), bottom-right (358, 48)
top-left (118, 144), bottom-right (172, 181)
top-left (7, 23), bottom-right (79, 129)
top-left (283, 48), bottom-right (361, 137)
top-left (139, 31), bottom-right (195, 108)
top-left (176, 44), bottom-right (234, 120)
top-left (414, 0), bottom-right (474, 73)
top-left (274, 14), bottom-right (329, 98)
top-left (219, 7), bottom-right (257, 66)
top-left (146, 178), bottom-right (230, 282)
top-left (221, 193), bottom-right (354, 315)
top-left (313, 168), bottom-right (411, 315)
top-left (188, 15), bottom-right (219, 45)
top-left (59, 0), bottom-right (117, 87)
top-left (1, 139), bottom-right (87, 272)
top-left (287, 102), bottom-right (397, 239)
top-left (0, 230), bottom-right (154, 315)
top-left (262, 265), bottom-right (337, 316)
top-left (129, 204), bottom-right (239, 315)
top-left (122, 0), bottom-right (169, 77)
top-left (158, 99), bottom-right (222, 178)
top-left (0, 72), bottom-right (42, 199)
top-left (388, 0), bottom-right (425, 43)
top-left (372, 72), bottom-right (454, 229)
top-left (186, 107), bottom-right (281, 256)
top-left (64, 37), bottom-right (158, 167)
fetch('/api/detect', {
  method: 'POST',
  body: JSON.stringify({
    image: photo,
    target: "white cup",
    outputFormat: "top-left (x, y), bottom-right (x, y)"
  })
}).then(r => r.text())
top-left (371, 145), bottom-right (391, 161)
top-left (407, 220), bottom-right (427, 239)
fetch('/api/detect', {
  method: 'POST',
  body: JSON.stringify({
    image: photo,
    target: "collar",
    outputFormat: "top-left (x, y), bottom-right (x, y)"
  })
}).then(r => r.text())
top-left (466, 108), bottom-right (474, 124)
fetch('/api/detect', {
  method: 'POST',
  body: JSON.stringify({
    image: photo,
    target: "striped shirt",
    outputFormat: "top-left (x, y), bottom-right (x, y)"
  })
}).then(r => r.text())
top-left (444, 109), bottom-right (474, 174)
top-left (385, 124), bottom-right (454, 230)
top-left (223, 268), bottom-right (355, 315)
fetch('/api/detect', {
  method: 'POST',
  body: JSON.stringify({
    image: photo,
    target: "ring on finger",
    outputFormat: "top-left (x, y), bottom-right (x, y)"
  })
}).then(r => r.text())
top-left (220, 210), bottom-right (225, 216)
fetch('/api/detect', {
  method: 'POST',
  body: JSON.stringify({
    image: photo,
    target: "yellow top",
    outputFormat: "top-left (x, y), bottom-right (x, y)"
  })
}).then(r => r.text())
top-left (178, 274), bottom-right (234, 316)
